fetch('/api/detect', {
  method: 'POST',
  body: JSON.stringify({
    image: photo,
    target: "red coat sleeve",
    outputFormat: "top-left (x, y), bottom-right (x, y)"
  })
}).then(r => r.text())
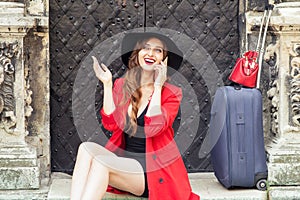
top-left (144, 84), bottom-right (182, 138)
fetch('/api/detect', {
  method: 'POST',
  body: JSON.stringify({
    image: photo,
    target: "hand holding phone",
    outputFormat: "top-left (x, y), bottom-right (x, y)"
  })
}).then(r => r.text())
top-left (154, 57), bottom-right (168, 87)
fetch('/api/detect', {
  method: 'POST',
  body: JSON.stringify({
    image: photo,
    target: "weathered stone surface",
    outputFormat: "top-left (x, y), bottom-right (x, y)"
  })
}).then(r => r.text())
top-left (246, 3), bottom-right (300, 28)
top-left (0, 0), bottom-right (49, 192)
top-left (0, 146), bottom-right (37, 167)
top-left (268, 134), bottom-right (300, 185)
top-left (25, 0), bottom-right (46, 16)
top-left (48, 173), bottom-right (268, 200)
top-left (24, 29), bottom-right (50, 181)
top-left (0, 146), bottom-right (39, 189)
top-left (0, 179), bottom-right (48, 200)
top-left (269, 186), bottom-right (300, 200)
top-left (0, 2), bottom-right (24, 16)
top-left (0, 190), bottom-right (47, 200)
top-left (0, 167), bottom-right (39, 189)
top-left (247, 0), bottom-right (265, 12)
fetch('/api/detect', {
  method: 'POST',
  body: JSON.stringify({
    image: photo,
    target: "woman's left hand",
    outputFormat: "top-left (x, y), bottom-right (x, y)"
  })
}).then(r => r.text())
top-left (154, 57), bottom-right (168, 87)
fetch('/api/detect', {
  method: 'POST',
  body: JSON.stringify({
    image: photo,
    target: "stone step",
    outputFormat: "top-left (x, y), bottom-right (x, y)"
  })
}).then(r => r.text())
top-left (269, 186), bottom-right (300, 200)
top-left (0, 146), bottom-right (39, 190)
top-left (0, 172), bottom-right (300, 199)
top-left (47, 172), bottom-right (268, 200)
top-left (267, 134), bottom-right (300, 185)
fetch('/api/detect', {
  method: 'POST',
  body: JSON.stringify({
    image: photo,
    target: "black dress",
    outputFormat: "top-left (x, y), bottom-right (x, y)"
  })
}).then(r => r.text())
top-left (123, 106), bottom-right (149, 197)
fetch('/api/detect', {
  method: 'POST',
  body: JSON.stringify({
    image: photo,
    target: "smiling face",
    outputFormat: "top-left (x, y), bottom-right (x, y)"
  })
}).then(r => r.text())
top-left (138, 37), bottom-right (166, 72)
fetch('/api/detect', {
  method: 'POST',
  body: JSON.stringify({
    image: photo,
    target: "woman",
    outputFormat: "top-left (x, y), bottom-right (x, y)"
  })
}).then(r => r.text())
top-left (71, 32), bottom-right (200, 200)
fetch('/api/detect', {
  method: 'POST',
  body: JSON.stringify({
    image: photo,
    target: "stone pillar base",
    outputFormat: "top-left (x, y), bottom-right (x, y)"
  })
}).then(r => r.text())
top-left (0, 145), bottom-right (39, 189)
top-left (268, 134), bottom-right (300, 185)
top-left (269, 186), bottom-right (300, 200)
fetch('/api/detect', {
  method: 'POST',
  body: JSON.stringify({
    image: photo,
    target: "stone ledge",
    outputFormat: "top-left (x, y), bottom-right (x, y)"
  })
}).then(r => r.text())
top-left (0, 177), bottom-right (49, 199)
top-left (0, 16), bottom-right (48, 31)
top-left (0, 2), bottom-right (24, 16)
top-left (246, 3), bottom-right (300, 32)
top-left (3, 173), bottom-right (300, 200)
top-left (47, 172), bottom-right (268, 200)
top-left (0, 190), bottom-right (47, 200)
top-left (269, 186), bottom-right (300, 200)
top-left (267, 134), bottom-right (300, 185)
top-left (0, 183), bottom-right (48, 200)
top-left (0, 145), bottom-right (40, 190)
top-left (0, 146), bottom-right (37, 167)
top-left (0, 167), bottom-right (40, 190)
top-left (189, 173), bottom-right (267, 200)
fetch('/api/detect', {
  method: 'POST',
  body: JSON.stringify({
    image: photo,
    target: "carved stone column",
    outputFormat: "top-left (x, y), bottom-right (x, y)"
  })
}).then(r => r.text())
top-left (0, 1), bottom-right (48, 191)
top-left (0, 34), bottom-right (39, 190)
top-left (247, 2), bottom-right (300, 186)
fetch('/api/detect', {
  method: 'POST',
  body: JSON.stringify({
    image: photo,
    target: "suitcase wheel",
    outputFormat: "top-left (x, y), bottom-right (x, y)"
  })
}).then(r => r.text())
top-left (256, 179), bottom-right (267, 191)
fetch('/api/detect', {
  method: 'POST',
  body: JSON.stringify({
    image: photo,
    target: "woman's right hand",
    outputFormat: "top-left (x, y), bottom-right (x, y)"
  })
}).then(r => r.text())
top-left (92, 56), bottom-right (112, 86)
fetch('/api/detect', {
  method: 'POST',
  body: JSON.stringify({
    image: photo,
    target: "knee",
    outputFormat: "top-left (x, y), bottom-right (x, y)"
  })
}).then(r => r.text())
top-left (77, 142), bottom-right (87, 154)
top-left (77, 142), bottom-right (93, 160)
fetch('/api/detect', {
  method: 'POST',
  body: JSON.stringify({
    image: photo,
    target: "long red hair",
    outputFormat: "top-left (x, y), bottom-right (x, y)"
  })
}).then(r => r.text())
top-left (121, 37), bottom-right (167, 136)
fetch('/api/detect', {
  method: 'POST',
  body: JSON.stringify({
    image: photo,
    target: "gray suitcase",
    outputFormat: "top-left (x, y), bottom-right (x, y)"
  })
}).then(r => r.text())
top-left (208, 3), bottom-right (273, 190)
top-left (209, 86), bottom-right (268, 190)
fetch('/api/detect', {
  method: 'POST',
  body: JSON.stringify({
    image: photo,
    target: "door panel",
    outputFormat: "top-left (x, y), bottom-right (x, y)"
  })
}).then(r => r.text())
top-left (50, 0), bottom-right (239, 174)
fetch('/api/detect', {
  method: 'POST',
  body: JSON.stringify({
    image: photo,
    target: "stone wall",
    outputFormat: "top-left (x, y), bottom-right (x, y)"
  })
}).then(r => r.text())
top-left (24, 29), bottom-right (50, 181)
top-left (0, 0), bottom-right (49, 191)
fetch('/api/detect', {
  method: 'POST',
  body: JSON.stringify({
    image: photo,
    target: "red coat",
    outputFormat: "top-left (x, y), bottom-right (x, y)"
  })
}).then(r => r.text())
top-left (101, 78), bottom-right (200, 200)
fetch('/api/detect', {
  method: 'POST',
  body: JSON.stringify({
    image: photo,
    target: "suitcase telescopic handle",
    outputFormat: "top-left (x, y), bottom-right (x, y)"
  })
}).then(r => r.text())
top-left (255, 0), bottom-right (270, 53)
top-left (256, 4), bottom-right (274, 89)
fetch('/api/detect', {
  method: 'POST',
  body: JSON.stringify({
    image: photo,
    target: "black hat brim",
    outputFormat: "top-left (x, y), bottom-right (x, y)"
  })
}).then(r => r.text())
top-left (121, 32), bottom-right (183, 71)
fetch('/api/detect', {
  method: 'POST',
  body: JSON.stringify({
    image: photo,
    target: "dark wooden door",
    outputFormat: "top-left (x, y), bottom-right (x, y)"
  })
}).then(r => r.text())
top-left (50, 0), bottom-right (239, 174)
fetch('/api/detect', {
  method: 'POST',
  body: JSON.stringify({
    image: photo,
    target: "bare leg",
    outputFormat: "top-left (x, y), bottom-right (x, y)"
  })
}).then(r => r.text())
top-left (70, 142), bottom-right (116, 200)
top-left (81, 156), bottom-right (145, 200)
top-left (71, 142), bottom-right (145, 200)
top-left (80, 158), bottom-right (109, 199)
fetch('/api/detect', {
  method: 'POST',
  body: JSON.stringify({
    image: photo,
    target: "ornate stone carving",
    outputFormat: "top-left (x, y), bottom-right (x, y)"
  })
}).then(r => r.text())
top-left (24, 58), bottom-right (33, 132)
top-left (265, 42), bottom-right (280, 136)
top-left (0, 42), bottom-right (18, 134)
top-left (290, 44), bottom-right (300, 126)
top-left (0, 0), bottom-right (47, 195)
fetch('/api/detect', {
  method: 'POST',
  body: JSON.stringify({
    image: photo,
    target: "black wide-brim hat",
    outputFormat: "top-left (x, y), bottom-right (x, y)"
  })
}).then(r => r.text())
top-left (121, 32), bottom-right (183, 71)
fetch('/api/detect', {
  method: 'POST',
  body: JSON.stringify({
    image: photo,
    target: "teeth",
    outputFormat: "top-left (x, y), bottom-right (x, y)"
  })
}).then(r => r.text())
top-left (145, 58), bottom-right (155, 63)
